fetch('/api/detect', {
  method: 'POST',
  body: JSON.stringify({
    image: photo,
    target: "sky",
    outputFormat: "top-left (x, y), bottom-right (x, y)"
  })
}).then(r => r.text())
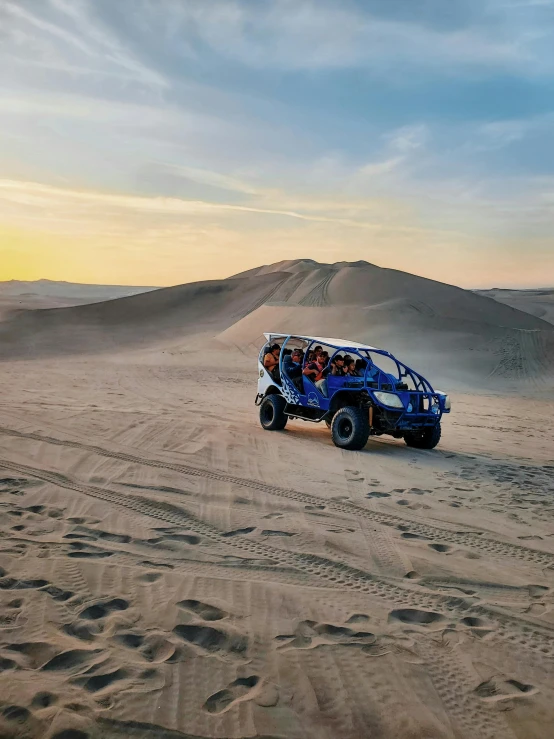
top-left (1, 0), bottom-right (553, 288)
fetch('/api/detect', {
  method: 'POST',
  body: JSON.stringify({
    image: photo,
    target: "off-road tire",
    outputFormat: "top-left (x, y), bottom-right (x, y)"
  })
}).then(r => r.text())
top-left (331, 406), bottom-right (370, 450)
top-left (260, 394), bottom-right (288, 431)
top-left (404, 423), bottom-right (441, 449)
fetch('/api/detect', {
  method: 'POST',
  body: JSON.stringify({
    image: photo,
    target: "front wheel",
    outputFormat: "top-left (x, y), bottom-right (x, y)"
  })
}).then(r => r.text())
top-left (331, 407), bottom-right (369, 450)
top-left (404, 424), bottom-right (441, 449)
top-left (259, 394), bottom-right (287, 431)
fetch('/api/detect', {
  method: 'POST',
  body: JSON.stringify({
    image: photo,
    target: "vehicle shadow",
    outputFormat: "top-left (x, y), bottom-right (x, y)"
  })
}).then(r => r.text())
top-left (280, 421), bottom-right (502, 468)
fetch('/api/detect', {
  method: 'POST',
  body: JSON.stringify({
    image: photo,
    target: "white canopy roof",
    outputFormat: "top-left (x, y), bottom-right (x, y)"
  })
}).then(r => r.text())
top-left (263, 332), bottom-right (380, 352)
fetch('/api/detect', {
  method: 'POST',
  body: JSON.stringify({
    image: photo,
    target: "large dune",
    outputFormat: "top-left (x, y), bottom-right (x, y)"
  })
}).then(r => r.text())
top-left (1, 260), bottom-right (553, 389)
top-left (0, 272), bottom-right (286, 359)
top-left (475, 287), bottom-right (554, 326)
top-left (224, 261), bottom-right (554, 389)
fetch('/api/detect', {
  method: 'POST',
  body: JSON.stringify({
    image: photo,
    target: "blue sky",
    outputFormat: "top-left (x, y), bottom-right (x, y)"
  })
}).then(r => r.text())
top-left (1, 0), bottom-right (553, 286)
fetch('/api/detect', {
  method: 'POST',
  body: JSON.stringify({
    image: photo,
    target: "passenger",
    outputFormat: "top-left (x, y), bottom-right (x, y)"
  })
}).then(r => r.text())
top-left (263, 344), bottom-right (281, 379)
top-left (343, 356), bottom-right (358, 376)
top-left (307, 345), bottom-right (323, 363)
top-left (331, 354), bottom-right (345, 375)
top-left (315, 353), bottom-right (344, 396)
top-left (313, 351), bottom-right (329, 379)
top-left (355, 358), bottom-right (367, 376)
top-left (283, 348), bottom-right (301, 373)
top-left (291, 348), bottom-right (304, 369)
top-left (303, 350), bottom-right (327, 381)
top-left (283, 348), bottom-right (304, 391)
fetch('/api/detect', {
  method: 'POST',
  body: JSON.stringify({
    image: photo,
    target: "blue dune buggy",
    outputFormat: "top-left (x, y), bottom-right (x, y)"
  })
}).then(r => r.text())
top-left (255, 334), bottom-right (451, 451)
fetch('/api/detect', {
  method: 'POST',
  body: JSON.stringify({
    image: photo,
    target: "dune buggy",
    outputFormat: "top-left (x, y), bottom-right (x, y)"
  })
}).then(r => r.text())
top-left (255, 333), bottom-right (451, 451)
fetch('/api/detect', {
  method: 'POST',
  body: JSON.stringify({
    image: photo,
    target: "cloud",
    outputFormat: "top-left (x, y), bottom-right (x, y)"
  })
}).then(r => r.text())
top-left (1, 0), bottom-right (168, 89)
top-left (153, 164), bottom-right (259, 195)
top-left (117, 0), bottom-right (544, 75)
top-left (0, 179), bottom-right (452, 236)
top-left (358, 157), bottom-right (404, 177)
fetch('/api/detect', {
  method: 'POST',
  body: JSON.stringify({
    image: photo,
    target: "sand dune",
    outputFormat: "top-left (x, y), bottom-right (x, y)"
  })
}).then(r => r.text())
top-left (475, 288), bottom-right (554, 326)
top-left (235, 260), bottom-right (550, 328)
top-left (225, 261), bottom-right (554, 389)
top-left (0, 259), bottom-right (553, 739)
top-left (0, 279), bottom-right (157, 311)
top-left (1, 261), bottom-right (552, 390)
top-left (0, 272), bottom-right (287, 360)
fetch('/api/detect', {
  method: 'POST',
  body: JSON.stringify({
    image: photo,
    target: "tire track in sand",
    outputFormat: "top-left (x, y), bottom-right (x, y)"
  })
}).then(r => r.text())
top-left (1, 456), bottom-right (553, 666)
top-left (0, 426), bottom-right (552, 569)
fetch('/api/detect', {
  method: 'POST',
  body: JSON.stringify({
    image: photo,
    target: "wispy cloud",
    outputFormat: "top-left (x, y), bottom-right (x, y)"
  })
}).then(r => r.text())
top-left (1, 0), bottom-right (168, 89)
top-left (153, 164), bottom-right (259, 196)
top-left (0, 179), bottom-right (458, 237)
top-left (128, 0), bottom-right (547, 74)
top-left (1, 0), bottom-right (553, 287)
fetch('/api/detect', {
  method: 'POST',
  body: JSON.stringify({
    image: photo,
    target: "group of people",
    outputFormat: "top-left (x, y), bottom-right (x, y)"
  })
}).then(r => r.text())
top-left (263, 343), bottom-right (368, 397)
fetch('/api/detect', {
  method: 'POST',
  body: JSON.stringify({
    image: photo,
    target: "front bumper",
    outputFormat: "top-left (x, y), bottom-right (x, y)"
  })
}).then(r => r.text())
top-left (373, 391), bottom-right (445, 431)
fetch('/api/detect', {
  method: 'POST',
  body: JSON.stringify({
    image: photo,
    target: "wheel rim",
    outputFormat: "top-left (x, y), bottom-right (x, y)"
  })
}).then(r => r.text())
top-left (337, 417), bottom-right (353, 440)
top-left (262, 403), bottom-right (274, 425)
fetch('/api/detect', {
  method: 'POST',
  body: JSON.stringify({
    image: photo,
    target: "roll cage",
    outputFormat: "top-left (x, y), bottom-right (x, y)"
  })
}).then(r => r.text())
top-left (262, 333), bottom-right (434, 393)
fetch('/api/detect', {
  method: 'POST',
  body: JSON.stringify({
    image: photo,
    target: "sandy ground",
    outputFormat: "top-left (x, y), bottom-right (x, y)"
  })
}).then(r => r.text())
top-left (0, 342), bottom-right (553, 739)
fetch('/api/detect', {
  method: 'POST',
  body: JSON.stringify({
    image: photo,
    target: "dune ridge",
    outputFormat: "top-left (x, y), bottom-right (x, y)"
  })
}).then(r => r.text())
top-left (0, 260), bottom-right (553, 390)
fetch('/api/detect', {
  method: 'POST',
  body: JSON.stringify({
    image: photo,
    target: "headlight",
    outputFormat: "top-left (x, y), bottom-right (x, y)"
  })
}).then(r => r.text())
top-left (373, 391), bottom-right (404, 409)
top-left (443, 395), bottom-right (451, 411)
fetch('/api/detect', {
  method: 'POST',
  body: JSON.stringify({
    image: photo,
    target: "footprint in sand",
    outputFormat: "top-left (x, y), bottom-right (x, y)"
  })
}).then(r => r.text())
top-left (203, 675), bottom-right (260, 714)
top-left (346, 613), bottom-right (370, 624)
top-left (111, 625), bottom-right (179, 663)
top-left (137, 571), bottom-right (162, 583)
top-left (31, 691), bottom-right (58, 709)
top-left (67, 542), bottom-right (113, 559)
top-left (388, 609), bottom-right (445, 627)
top-left (77, 667), bottom-right (130, 693)
top-left (41, 649), bottom-right (101, 674)
top-left (275, 620), bottom-right (376, 651)
top-left (474, 676), bottom-right (536, 701)
top-left (221, 527), bottom-right (256, 537)
top-left (428, 543), bottom-right (453, 553)
top-left (176, 599), bottom-right (227, 621)
top-left (172, 624), bottom-right (248, 657)
top-left (78, 598), bottom-right (129, 621)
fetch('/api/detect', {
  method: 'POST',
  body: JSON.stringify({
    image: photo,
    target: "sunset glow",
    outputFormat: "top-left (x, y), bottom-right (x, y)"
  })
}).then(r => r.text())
top-left (1, 1), bottom-right (553, 287)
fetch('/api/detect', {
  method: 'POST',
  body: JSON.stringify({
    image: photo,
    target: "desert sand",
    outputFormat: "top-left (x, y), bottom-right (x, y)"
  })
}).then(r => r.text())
top-left (0, 280), bottom-right (156, 314)
top-left (0, 260), bottom-right (553, 739)
top-left (475, 288), bottom-right (554, 327)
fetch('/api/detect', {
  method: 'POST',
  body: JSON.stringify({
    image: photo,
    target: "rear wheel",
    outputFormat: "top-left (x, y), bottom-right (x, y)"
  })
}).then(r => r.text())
top-left (259, 394), bottom-right (287, 431)
top-left (404, 424), bottom-right (441, 449)
top-left (331, 407), bottom-right (369, 450)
